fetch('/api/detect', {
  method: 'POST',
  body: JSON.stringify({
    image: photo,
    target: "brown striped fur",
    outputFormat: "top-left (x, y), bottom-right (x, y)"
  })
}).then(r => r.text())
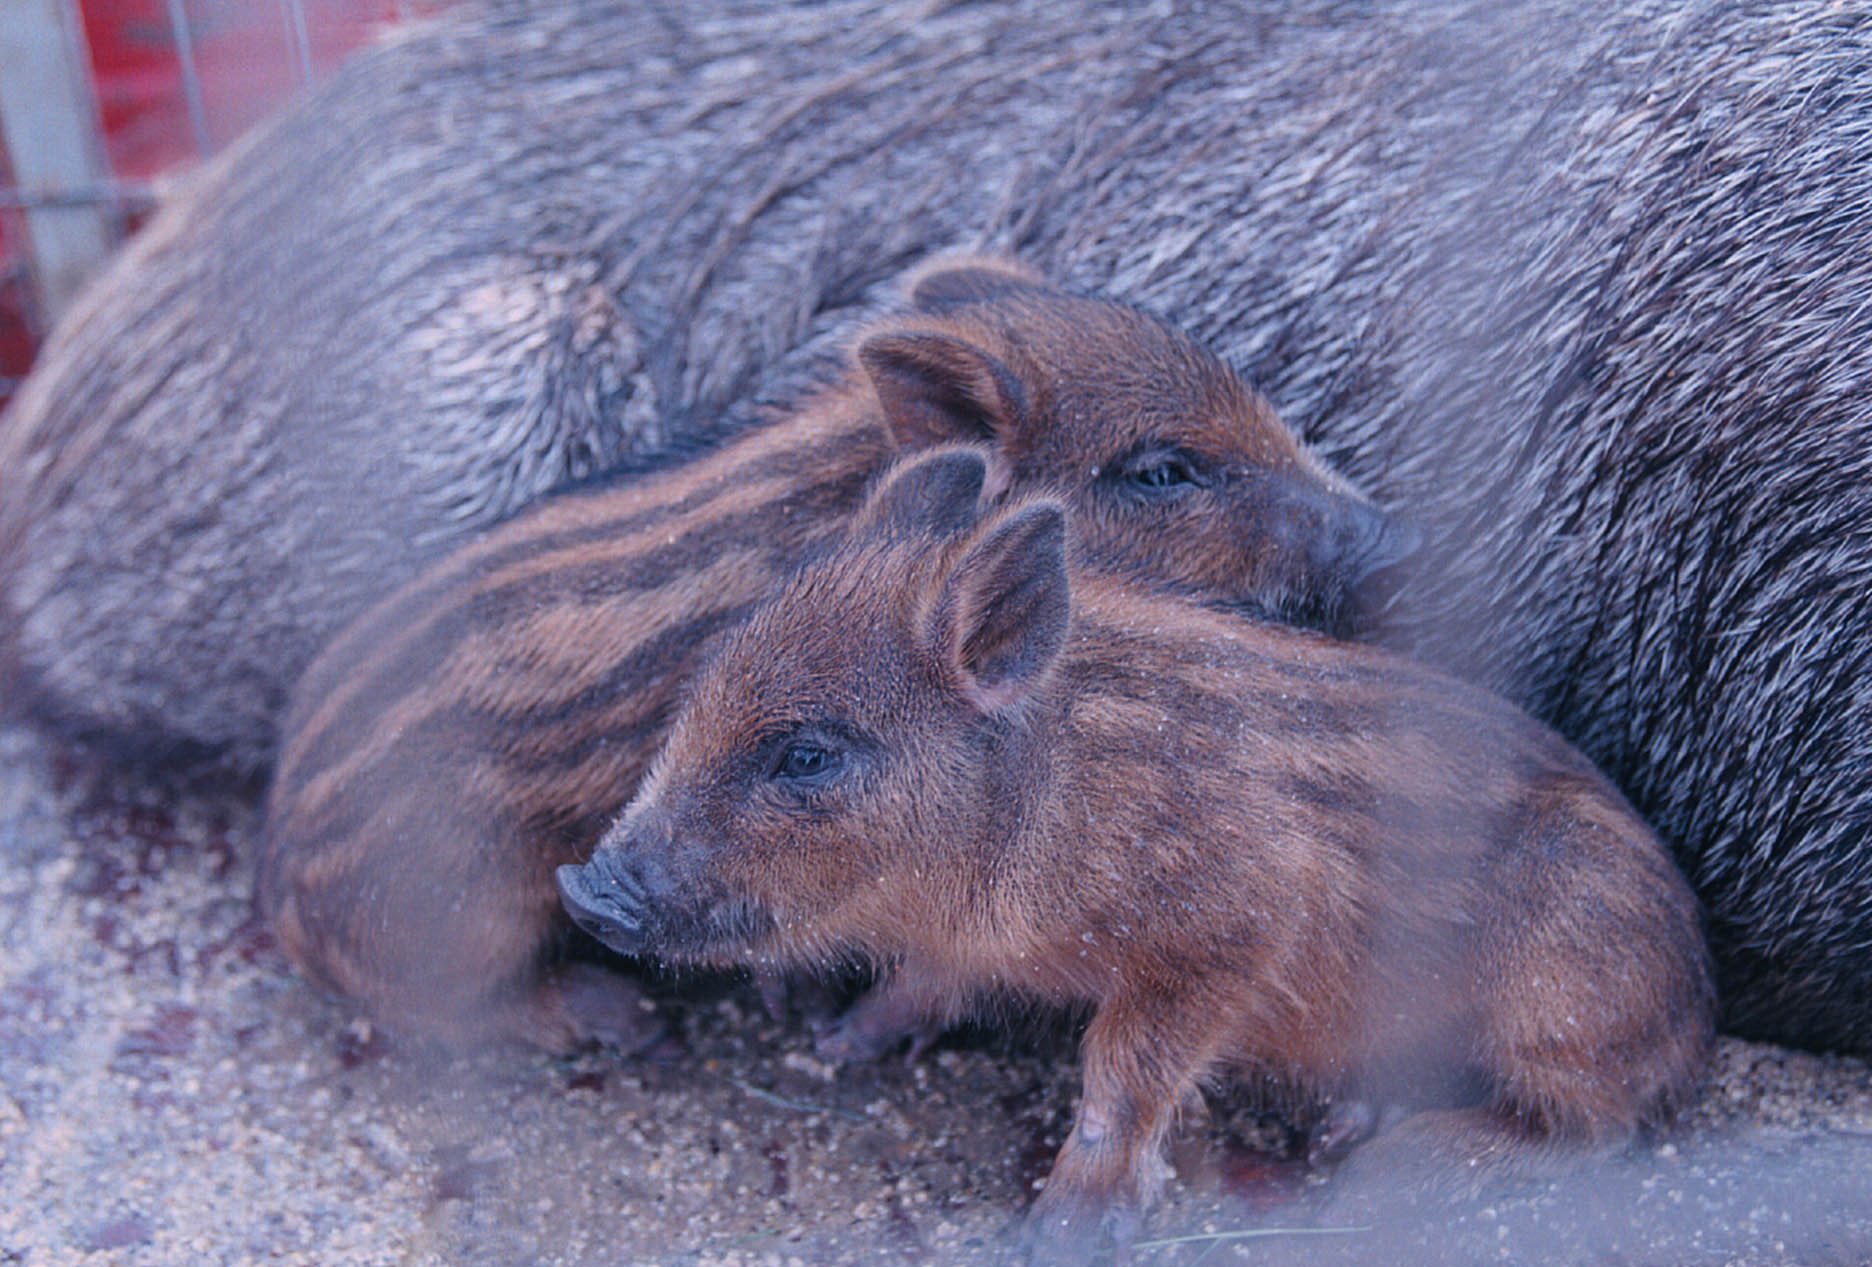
top-left (260, 258), bottom-right (1407, 1046)
top-left (559, 448), bottom-right (1714, 1254)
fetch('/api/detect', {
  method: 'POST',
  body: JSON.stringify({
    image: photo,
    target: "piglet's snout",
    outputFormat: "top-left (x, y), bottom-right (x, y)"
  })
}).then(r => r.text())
top-left (556, 853), bottom-right (652, 953)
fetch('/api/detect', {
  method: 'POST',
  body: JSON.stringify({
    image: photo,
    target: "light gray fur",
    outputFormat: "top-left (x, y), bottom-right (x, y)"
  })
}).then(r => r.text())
top-left (3, 0), bottom-right (1870, 1050)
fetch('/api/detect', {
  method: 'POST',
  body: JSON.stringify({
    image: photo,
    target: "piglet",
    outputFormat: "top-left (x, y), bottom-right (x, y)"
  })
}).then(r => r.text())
top-left (559, 446), bottom-right (1711, 1255)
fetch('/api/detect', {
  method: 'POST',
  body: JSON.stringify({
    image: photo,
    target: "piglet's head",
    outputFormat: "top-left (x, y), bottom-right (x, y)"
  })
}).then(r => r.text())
top-left (858, 256), bottom-right (1415, 635)
top-left (557, 447), bottom-right (1071, 969)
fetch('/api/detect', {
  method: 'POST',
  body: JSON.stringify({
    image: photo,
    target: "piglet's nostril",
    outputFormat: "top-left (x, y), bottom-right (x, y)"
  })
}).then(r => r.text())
top-left (556, 860), bottom-right (649, 953)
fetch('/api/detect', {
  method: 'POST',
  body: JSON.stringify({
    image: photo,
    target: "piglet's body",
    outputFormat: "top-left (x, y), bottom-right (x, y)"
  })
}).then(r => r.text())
top-left (560, 448), bottom-right (1714, 1254)
top-left (262, 259), bottom-right (1404, 1047)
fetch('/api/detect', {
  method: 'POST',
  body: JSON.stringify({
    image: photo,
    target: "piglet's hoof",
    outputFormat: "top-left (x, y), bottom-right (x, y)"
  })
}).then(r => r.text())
top-left (541, 963), bottom-right (666, 1054)
top-left (753, 969), bottom-right (843, 1024)
top-left (1020, 1196), bottom-right (1137, 1267)
top-left (1306, 1098), bottom-right (1379, 1167)
top-left (812, 1010), bottom-right (944, 1066)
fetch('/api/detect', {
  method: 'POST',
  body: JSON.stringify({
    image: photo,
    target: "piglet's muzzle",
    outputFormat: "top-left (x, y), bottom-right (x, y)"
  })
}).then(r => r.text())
top-left (557, 855), bottom-right (651, 954)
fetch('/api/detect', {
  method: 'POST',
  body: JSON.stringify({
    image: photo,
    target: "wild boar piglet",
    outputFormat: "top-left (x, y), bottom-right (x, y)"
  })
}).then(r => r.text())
top-left (559, 446), bottom-right (1713, 1255)
top-left (261, 257), bottom-right (1410, 1047)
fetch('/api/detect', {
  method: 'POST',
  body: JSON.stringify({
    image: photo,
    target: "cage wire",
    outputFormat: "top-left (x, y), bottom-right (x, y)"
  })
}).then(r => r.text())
top-left (0, 0), bottom-right (433, 406)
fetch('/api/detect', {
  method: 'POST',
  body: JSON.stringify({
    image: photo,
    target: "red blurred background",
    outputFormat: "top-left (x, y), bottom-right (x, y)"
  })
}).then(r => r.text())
top-left (0, 0), bottom-right (444, 407)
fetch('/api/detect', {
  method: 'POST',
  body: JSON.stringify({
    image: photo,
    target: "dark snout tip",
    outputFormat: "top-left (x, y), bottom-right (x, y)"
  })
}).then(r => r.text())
top-left (556, 861), bottom-right (648, 954)
top-left (1346, 507), bottom-right (1422, 585)
top-left (1370, 514), bottom-right (1423, 571)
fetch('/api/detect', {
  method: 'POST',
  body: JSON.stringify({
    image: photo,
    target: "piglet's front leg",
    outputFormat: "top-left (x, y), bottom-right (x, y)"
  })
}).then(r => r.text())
top-left (814, 964), bottom-right (954, 1065)
top-left (1024, 992), bottom-right (1222, 1265)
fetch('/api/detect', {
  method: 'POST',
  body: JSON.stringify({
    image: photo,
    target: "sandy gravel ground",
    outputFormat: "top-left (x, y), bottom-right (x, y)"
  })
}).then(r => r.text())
top-left (2, 719), bottom-right (1871, 1267)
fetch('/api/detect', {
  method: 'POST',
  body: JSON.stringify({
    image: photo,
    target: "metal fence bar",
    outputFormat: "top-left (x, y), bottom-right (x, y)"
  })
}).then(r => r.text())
top-left (0, 0), bottom-right (118, 324)
top-left (281, 0), bottom-right (316, 87)
top-left (0, 182), bottom-right (157, 213)
top-left (161, 0), bottom-right (213, 156)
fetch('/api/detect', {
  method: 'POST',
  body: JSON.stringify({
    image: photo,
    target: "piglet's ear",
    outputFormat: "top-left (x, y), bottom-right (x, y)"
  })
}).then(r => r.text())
top-left (907, 256), bottom-right (1050, 311)
top-left (859, 332), bottom-right (1028, 450)
top-left (931, 502), bottom-right (1070, 713)
top-left (858, 446), bottom-right (989, 541)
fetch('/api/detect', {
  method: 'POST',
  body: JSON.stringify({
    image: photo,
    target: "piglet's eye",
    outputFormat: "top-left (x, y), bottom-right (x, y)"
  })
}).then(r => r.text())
top-left (1120, 448), bottom-right (1208, 499)
top-left (774, 743), bottom-right (842, 783)
top-left (1133, 460), bottom-right (1190, 489)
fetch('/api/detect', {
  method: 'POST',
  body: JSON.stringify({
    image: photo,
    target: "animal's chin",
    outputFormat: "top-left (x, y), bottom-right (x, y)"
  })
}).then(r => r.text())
top-left (1226, 589), bottom-right (1357, 639)
top-left (648, 896), bottom-right (778, 965)
top-left (1233, 561), bottom-right (1421, 639)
